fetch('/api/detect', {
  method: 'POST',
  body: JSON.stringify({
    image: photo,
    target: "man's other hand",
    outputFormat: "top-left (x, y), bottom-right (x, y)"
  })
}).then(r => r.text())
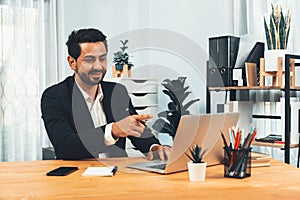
top-left (147, 145), bottom-right (171, 161)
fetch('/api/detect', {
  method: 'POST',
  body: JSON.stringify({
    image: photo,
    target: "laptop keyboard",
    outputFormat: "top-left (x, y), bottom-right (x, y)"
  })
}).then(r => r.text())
top-left (146, 163), bottom-right (167, 170)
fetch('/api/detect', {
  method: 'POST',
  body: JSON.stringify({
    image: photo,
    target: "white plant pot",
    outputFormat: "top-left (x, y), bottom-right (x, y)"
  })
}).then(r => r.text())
top-left (264, 49), bottom-right (289, 72)
top-left (187, 161), bottom-right (206, 181)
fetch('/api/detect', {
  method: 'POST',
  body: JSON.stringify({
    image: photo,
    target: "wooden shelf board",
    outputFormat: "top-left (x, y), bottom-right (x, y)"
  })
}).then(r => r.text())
top-left (252, 141), bottom-right (298, 149)
top-left (209, 86), bottom-right (300, 91)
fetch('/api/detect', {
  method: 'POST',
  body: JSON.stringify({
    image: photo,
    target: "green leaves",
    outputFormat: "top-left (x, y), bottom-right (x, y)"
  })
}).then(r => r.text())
top-left (120, 39), bottom-right (128, 52)
top-left (152, 77), bottom-right (200, 139)
top-left (264, 17), bottom-right (272, 50)
top-left (185, 144), bottom-right (207, 163)
top-left (113, 40), bottom-right (134, 68)
top-left (264, 4), bottom-right (291, 50)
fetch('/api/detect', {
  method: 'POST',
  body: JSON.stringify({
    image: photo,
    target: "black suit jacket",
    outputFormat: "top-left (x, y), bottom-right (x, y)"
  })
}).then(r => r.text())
top-left (41, 76), bottom-right (159, 160)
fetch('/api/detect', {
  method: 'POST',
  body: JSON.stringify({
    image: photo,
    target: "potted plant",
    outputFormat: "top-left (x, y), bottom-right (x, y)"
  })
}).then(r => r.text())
top-left (151, 77), bottom-right (200, 139)
top-left (112, 40), bottom-right (134, 77)
top-left (263, 3), bottom-right (291, 71)
top-left (186, 144), bottom-right (207, 181)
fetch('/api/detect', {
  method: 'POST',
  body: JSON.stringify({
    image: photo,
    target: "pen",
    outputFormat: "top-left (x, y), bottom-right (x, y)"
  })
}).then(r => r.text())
top-left (274, 141), bottom-right (285, 144)
top-left (249, 123), bottom-right (254, 133)
top-left (220, 131), bottom-right (231, 159)
top-left (247, 129), bottom-right (257, 149)
top-left (241, 128), bottom-right (245, 145)
top-left (138, 120), bottom-right (157, 137)
top-left (126, 106), bottom-right (157, 137)
top-left (242, 131), bottom-right (253, 149)
top-left (234, 131), bottom-right (241, 150)
top-left (220, 131), bottom-right (229, 147)
top-left (229, 128), bottom-right (234, 148)
top-left (111, 166), bottom-right (118, 176)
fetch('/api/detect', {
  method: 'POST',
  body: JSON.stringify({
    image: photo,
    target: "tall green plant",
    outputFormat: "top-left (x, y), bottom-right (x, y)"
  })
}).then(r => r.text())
top-left (264, 4), bottom-right (291, 50)
top-left (152, 77), bottom-right (200, 139)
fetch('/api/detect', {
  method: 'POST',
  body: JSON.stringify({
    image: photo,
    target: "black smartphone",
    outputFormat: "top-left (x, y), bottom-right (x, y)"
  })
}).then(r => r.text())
top-left (46, 166), bottom-right (78, 176)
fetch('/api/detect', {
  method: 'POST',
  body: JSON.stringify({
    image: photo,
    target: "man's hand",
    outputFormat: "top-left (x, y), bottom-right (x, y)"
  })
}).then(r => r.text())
top-left (112, 114), bottom-right (152, 138)
top-left (147, 145), bottom-right (171, 161)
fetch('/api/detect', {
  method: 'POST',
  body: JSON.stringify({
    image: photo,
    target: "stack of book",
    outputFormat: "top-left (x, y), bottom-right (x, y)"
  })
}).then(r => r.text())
top-left (255, 134), bottom-right (282, 143)
top-left (251, 152), bottom-right (271, 167)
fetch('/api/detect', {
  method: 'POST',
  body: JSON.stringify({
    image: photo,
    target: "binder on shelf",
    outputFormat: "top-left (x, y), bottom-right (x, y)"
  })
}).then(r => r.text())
top-left (245, 62), bottom-right (258, 86)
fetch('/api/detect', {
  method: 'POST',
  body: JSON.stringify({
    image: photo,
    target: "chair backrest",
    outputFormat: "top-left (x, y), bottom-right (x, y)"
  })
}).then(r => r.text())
top-left (42, 147), bottom-right (56, 160)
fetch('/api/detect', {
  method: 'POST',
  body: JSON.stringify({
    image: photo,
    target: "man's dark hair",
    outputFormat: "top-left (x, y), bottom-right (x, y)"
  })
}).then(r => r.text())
top-left (66, 28), bottom-right (108, 60)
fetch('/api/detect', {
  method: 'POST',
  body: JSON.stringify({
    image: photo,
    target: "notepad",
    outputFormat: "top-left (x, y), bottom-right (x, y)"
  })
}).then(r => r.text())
top-left (82, 166), bottom-right (116, 177)
top-left (251, 152), bottom-right (271, 167)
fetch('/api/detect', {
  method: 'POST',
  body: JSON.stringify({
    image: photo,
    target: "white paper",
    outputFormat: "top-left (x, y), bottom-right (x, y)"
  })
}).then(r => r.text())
top-left (234, 35), bottom-right (258, 69)
top-left (82, 166), bottom-right (115, 177)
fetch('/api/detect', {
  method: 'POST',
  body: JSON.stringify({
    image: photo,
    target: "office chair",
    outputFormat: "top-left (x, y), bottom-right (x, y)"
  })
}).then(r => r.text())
top-left (42, 146), bottom-right (56, 160)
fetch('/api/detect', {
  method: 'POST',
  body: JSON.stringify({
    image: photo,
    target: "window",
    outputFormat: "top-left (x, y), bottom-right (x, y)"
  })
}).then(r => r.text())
top-left (0, 1), bottom-right (43, 161)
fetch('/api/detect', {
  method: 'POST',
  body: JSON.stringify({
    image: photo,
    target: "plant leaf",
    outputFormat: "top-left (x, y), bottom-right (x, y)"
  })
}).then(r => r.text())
top-left (167, 102), bottom-right (179, 111)
top-left (278, 10), bottom-right (285, 49)
top-left (178, 77), bottom-right (187, 87)
top-left (152, 119), bottom-right (167, 132)
top-left (200, 149), bottom-right (208, 160)
top-left (183, 86), bottom-right (190, 93)
top-left (178, 91), bottom-right (191, 103)
top-left (151, 76), bottom-right (199, 138)
top-left (284, 9), bottom-right (291, 49)
top-left (185, 153), bottom-right (195, 162)
top-left (264, 17), bottom-right (272, 50)
top-left (181, 110), bottom-right (190, 115)
top-left (157, 111), bottom-right (169, 118)
top-left (183, 99), bottom-right (200, 111)
top-left (121, 40), bottom-right (128, 45)
top-left (270, 14), bottom-right (277, 49)
top-left (162, 90), bottom-right (180, 105)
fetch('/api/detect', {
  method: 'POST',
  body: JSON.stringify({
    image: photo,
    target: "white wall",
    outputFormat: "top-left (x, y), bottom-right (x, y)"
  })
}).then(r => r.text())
top-left (63, 0), bottom-right (235, 114)
top-left (61, 0), bottom-right (300, 164)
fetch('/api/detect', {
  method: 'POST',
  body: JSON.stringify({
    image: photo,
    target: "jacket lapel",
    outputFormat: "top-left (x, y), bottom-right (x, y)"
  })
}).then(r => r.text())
top-left (101, 82), bottom-right (114, 123)
top-left (70, 78), bottom-right (95, 132)
top-left (101, 81), bottom-right (131, 123)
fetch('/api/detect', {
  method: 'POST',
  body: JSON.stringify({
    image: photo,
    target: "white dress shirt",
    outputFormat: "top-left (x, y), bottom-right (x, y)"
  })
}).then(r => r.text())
top-left (75, 80), bottom-right (156, 158)
top-left (75, 80), bottom-right (117, 147)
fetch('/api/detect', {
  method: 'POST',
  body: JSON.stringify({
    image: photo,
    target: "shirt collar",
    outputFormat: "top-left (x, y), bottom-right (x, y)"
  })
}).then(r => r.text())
top-left (75, 79), bottom-right (104, 103)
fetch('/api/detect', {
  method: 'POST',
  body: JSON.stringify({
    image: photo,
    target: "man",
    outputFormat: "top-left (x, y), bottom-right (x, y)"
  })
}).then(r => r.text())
top-left (41, 28), bottom-right (170, 160)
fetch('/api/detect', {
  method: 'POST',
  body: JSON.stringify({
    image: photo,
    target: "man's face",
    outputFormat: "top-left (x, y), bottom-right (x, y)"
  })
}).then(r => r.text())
top-left (74, 42), bottom-right (107, 86)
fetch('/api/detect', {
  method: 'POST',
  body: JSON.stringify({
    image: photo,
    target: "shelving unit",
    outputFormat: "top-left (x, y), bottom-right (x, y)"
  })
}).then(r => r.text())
top-left (284, 54), bottom-right (300, 164)
top-left (207, 54), bottom-right (300, 164)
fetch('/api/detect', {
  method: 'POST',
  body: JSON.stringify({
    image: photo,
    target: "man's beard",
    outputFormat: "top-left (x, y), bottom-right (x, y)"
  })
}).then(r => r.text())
top-left (77, 69), bottom-right (106, 86)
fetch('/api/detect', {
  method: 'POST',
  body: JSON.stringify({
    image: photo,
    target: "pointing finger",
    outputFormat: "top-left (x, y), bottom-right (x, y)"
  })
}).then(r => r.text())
top-left (132, 114), bottom-right (153, 122)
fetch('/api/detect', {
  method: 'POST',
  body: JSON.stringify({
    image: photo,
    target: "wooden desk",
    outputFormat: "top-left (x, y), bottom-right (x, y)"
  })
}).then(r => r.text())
top-left (1, 157), bottom-right (300, 199)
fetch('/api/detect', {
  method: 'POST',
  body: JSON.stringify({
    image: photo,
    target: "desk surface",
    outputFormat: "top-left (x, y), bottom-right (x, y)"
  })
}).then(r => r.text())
top-left (1, 157), bottom-right (300, 199)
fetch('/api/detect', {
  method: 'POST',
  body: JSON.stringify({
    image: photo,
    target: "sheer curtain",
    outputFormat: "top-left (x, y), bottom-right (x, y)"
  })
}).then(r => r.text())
top-left (0, 0), bottom-right (64, 161)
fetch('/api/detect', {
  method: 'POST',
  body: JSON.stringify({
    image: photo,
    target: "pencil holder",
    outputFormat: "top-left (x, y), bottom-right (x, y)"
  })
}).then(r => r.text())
top-left (224, 147), bottom-right (251, 179)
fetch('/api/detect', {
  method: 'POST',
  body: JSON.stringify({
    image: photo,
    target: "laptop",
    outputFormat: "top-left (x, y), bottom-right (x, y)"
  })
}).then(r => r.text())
top-left (126, 112), bottom-right (240, 174)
